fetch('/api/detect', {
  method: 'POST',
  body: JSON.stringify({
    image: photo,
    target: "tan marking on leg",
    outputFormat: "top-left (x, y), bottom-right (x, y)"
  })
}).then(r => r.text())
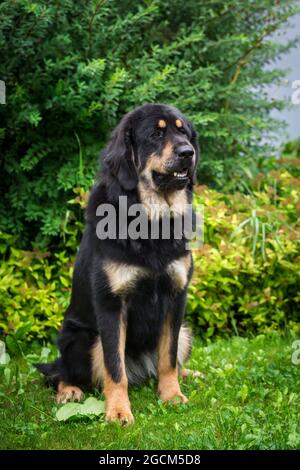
top-left (104, 317), bottom-right (134, 425)
top-left (167, 253), bottom-right (192, 291)
top-left (158, 119), bottom-right (167, 128)
top-left (103, 261), bottom-right (149, 295)
top-left (56, 382), bottom-right (84, 404)
top-left (91, 338), bottom-right (105, 387)
top-left (157, 317), bottom-right (188, 404)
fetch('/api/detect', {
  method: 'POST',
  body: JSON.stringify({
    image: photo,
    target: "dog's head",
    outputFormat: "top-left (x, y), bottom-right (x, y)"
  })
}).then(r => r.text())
top-left (103, 104), bottom-right (199, 192)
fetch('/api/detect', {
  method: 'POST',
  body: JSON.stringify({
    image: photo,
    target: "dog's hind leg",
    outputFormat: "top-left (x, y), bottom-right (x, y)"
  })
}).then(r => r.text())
top-left (36, 323), bottom-right (97, 404)
top-left (34, 359), bottom-right (61, 388)
top-left (35, 359), bottom-right (84, 402)
top-left (177, 325), bottom-right (204, 380)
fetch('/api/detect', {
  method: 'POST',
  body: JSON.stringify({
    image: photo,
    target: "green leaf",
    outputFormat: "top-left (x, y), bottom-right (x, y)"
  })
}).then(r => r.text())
top-left (6, 335), bottom-right (22, 356)
top-left (40, 347), bottom-right (51, 362)
top-left (239, 384), bottom-right (248, 402)
top-left (80, 397), bottom-right (105, 416)
top-left (56, 403), bottom-right (81, 421)
top-left (55, 397), bottom-right (105, 421)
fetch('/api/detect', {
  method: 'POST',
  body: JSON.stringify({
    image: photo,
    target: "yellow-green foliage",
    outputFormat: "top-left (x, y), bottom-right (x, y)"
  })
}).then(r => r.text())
top-left (0, 235), bottom-right (73, 340)
top-left (189, 168), bottom-right (300, 337)
top-left (0, 169), bottom-right (299, 341)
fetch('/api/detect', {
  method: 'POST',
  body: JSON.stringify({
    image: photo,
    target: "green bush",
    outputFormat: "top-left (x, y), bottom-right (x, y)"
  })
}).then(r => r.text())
top-left (0, 189), bottom-right (86, 341)
top-left (188, 169), bottom-right (300, 338)
top-left (220, 144), bottom-right (300, 193)
top-left (0, 168), bottom-right (299, 341)
top-left (0, 233), bottom-right (72, 341)
top-left (0, 0), bottom-right (299, 244)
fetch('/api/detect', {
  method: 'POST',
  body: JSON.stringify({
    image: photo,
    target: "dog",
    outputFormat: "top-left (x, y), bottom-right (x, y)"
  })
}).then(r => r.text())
top-left (36, 103), bottom-right (200, 424)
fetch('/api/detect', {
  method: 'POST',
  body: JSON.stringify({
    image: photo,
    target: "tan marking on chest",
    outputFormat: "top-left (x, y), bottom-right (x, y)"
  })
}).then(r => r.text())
top-left (138, 180), bottom-right (188, 220)
top-left (103, 261), bottom-right (149, 295)
top-left (138, 180), bottom-right (169, 218)
top-left (166, 189), bottom-right (188, 217)
top-left (167, 253), bottom-right (192, 290)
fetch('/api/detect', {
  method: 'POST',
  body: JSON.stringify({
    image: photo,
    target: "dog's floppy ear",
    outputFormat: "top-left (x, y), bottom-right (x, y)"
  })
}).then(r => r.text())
top-left (103, 113), bottom-right (138, 191)
top-left (189, 123), bottom-right (200, 186)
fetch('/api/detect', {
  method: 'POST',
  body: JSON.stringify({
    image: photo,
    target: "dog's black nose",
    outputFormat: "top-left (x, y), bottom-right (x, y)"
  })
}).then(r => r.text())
top-left (176, 144), bottom-right (194, 158)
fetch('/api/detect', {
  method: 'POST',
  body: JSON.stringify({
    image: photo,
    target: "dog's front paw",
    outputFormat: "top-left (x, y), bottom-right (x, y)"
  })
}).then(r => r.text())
top-left (105, 405), bottom-right (134, 425)
top-left (56, 382), bottom-right (84, 404)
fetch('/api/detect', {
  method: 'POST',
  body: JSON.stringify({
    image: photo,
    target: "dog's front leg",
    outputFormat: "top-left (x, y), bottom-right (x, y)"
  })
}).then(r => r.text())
top-left (97, 296), bottom-right (134, 425)
top-left (158, 290), bottom-right (188, 404)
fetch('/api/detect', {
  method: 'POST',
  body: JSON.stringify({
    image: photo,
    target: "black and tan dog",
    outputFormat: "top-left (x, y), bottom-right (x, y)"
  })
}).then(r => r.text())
top-left (36, 103), bottom-right (200, 424)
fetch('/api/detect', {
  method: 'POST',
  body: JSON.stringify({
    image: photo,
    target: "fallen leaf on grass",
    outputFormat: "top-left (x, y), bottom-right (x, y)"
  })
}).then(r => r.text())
top-left (56, 397), bottom-right (105, 422)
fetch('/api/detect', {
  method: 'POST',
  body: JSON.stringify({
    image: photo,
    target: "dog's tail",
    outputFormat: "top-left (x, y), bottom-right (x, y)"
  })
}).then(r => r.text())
top-left (34, 359), bottom-right (61, 388)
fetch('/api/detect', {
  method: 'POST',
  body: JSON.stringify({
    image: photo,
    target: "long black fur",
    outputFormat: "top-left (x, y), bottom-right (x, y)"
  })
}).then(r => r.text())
top-left (35, 103), bottom-right (199, 389)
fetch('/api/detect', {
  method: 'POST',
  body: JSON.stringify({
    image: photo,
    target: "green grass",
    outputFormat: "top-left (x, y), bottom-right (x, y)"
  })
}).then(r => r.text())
top-left (0, 332), bottom-right (299, 450)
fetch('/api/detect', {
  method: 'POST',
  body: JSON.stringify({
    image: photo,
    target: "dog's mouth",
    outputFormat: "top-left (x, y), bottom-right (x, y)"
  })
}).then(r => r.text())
top-left (152, 167), bottom-right (190, 190)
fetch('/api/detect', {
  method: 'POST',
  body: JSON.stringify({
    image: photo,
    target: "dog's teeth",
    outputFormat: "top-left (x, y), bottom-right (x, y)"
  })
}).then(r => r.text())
top-left (173, 170), bottom-right (187, 178)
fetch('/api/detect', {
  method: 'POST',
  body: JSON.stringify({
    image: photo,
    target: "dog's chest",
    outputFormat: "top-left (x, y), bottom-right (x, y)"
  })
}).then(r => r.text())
top-left (102, 254), bottom-right (191, 296)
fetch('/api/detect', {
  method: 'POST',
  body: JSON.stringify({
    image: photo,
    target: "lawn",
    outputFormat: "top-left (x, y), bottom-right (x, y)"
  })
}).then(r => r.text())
top-left (0, 332), bottom-right (299, 450)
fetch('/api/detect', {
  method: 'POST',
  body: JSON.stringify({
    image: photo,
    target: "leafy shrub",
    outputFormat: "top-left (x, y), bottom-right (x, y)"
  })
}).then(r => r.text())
top-left (0, 169), bottom-right (299, 341)
top-left (220, 144), bottom-right (300, 193)
top-left (0, 233), bottom-right (72, 340)
top-left (188, 169), bottom-right (300, 338)
top-left (282, 138), bottom-right (300, 160)
top-left (0, 0), bottom-right (299, 243)
top-left (0, 191), bottom-right (85, 341)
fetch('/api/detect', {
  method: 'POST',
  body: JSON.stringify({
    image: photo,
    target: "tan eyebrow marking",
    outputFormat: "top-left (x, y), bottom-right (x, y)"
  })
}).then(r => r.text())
top-left (175, 119), bottom-right (183, 128)
top-left (158, 119), bottom-right (167, 128)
